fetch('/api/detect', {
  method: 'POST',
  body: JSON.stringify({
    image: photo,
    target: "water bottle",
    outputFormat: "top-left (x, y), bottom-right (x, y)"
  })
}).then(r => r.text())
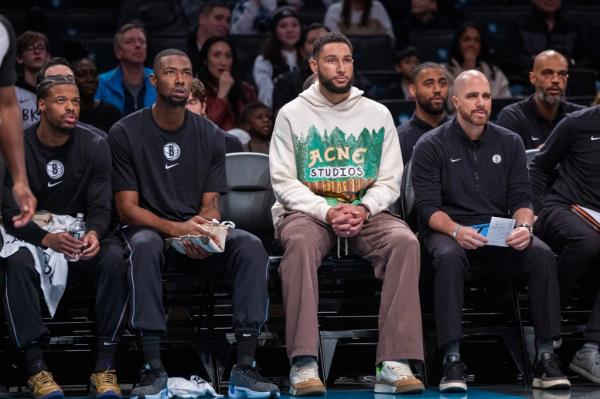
top-left (67, 213), bottom-right (86, 262)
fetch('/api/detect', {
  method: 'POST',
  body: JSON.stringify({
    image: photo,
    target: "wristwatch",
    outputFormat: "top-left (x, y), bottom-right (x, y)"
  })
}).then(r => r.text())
top-left (517, 223), bottom-right (533, 237)
top-left (358, 204), bottom-right (372, 223)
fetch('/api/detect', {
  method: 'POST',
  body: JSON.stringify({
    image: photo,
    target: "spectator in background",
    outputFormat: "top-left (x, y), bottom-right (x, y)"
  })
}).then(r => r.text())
top-left (497, 50), bottom-right (583, 149)
top-left (15, 31), bottom-right (50, 128)
top-left (383, 46), bottom-right (420, 100)
top-left (240, 102), bottom-right (272, 154)
top-left (502, 0), bottom-right (587, 85)
top-left (272, 23), bottom-right (330, 114)
top-left (186, 78), bottom-right (244, 152)
top-left (186, 1), bottom-right (231, 75)
top-left (231, 0), bottom-right (303, 35)
top-left (396, 0), bottom-right (456, 49)
top-left (253, 6), bottom-right (303, 108)
top-left (96, 23), bottom-right (156, 116)
top-left (72, 57), bottom-right (123, 133)
top-left (198, 37), bottom-right (257, 131)
top-left (324, 0), bottom-right (394, 43)
top-left (396, 62), bottom-right (449, 164)
top-left (445, 22), bottom-right (511, 99)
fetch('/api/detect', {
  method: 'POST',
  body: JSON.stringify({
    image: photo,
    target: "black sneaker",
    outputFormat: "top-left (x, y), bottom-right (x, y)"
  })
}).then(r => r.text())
top-left (0, 384), bottom-right (9, 399)
top-left (439, 355), bottom-right (467, 393)
top-left (228, 365), bottom-right (280, 398)
top-left (130, 365), bottom-right (168, 399)
top-left (533, 353), bottom-right (571, 390)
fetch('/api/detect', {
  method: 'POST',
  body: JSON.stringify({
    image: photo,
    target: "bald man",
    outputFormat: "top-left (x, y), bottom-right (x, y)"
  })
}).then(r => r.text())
top-left (412, 70), bottom-right (569, 392)
top-left (497, 50), bottom-right (584, 149)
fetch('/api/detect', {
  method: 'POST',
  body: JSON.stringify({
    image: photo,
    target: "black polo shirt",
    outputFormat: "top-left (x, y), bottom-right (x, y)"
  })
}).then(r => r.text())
top-left (109, 108), bottom-right (228, 223)
top-left (397, 113), bottom-right (449, 163)
top-left (529, 106), bottom-right (600, 213)
top-left (412, 118), bottom-right (531, 235)
top-left (496, 95), bottom-right (584, 149)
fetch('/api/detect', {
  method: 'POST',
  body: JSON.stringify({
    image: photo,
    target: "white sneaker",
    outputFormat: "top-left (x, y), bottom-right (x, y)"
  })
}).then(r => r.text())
top-left (374, 360), bottom-right (424, 394)
top-left (289, 361), bottom-right (326, 396)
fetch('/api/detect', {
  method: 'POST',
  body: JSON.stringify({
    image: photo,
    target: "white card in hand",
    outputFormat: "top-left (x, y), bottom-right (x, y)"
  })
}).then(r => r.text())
top-left (485, 217), bottom-right (516, 247)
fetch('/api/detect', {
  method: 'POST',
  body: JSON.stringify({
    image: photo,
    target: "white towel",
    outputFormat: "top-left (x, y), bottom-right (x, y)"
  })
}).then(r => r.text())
top-left (167, 375), bottom-right (223, 398)
top-left (0, 214), bottom-right (77, 317)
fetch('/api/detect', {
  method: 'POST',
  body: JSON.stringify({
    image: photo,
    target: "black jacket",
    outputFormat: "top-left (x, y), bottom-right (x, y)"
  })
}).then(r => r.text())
top-left (397, 113), bottom-right (449, 164)
top-left (412, 118), bottom-right (531, 235)
top-left (529, 106), bottom-right (600, 213)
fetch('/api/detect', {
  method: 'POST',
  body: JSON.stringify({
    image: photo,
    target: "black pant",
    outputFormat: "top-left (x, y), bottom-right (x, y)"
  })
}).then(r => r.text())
top-left (535, 205), bottom-right (600, 342)
top-left (423, 232), bottom-right (561, 348)
top-left (120, 226), bottom-right (270, 334)
top-left (1, 233), bottom-right (129, 349)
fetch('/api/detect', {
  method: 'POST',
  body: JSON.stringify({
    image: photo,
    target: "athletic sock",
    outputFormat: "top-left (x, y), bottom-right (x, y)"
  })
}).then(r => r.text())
top-left (95, 338), bottom-right (118, 372)
top-left (24, 342), bottom-right (48, 378)
top-left (292, 355), bottom-right (317, 368)
top-left (536, 337), bottom-right (554, 361)
top-left (236, 332), bottom-right (258, 368)
top-left (442, 340), bottom-right (460, 365)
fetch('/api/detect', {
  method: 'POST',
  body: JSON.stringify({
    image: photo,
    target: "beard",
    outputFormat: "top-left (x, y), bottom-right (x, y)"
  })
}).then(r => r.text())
top-left (416, 94), bottom-right (446, 115)
top-left (459, 107), bottom-right (488, 126)
top-left (318, 71), bottom-right (353, 94)
top-left (160, 92), bottom-right (187, 108)
top-left (536, 86), bottom-right (564, 106)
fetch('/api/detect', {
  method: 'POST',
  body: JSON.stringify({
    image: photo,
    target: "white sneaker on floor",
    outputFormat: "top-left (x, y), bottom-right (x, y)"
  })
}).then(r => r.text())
top-left (569, 347), bottom-right (600, 384)
top-left (289, 361), bottom-right (326, 396)
top-left (374, 360), bottom-right (424, 394)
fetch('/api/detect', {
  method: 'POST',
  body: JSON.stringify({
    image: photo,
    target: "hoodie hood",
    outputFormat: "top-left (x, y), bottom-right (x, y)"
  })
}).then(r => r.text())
top-left (299, 81), bottom-right (364, 111)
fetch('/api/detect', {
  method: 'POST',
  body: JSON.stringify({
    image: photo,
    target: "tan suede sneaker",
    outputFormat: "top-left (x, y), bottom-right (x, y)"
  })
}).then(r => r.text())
top-left (90, 369), bottom-right (122, 399)
top-left (27, 371), bottom-right (63, 399)
top-left (289, 361), bottom-right (326, 396)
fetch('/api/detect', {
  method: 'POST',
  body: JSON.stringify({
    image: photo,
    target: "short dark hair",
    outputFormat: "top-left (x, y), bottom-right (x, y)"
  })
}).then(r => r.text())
top-left (152, 48), bottom-right (189, 71)
top-left (312, 32), bottom-right (353, 59)
top-left (301, 23), bottom-right (330, 47)
top-left (37, 57), bottom-right (72, 85)
top-left (199, 0), bottom-right (229, 17)
top-left (411, 62), bottom-right (448, 84)
top-left (114, 22), bottom-right (146, 51)
top-left (16, 31), bottom-right (48, 56)
top-left (37, 75), bottom-right (77, 101)
top-left (240, 102), bottom-right (270, 125)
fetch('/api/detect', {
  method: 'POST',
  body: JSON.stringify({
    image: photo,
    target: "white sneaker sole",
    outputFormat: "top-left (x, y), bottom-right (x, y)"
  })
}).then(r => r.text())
top-left (532, 377), bottom-right (571, 390)
top-left (374, 382), bottom-right (424, 394)
top-left (129, 387), bottom-right (168, 399)
top-left (569, 362), bottom-right (600, 384)
top-left (228, 385), bottom-right (280, 398)
top-left (439, 381), bottom-right (467, 393)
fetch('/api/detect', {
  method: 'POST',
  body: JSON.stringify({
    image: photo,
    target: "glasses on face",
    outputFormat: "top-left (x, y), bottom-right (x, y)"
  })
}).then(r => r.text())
top-left (24, 44), bottom-right (47, 53)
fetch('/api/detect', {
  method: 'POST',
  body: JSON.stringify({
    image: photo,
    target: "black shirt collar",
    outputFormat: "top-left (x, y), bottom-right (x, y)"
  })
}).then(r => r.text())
top-left (525, 94), bottom-right (569, 122)
top-left (451, 117), bottom-right (489, 146)
top-left (410, 113), bottom-right (449, 130)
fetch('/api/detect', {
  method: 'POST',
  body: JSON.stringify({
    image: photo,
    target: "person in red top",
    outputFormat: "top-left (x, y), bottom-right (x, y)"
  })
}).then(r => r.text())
top-left (197, 36), bottom-right (256, 131)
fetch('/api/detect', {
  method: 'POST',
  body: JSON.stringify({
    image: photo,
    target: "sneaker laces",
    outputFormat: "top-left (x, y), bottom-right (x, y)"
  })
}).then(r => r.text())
top-left (385, 361), bottom-right (413, 379)
top-left (294, 364), bottom-right (319, 381)
top-left (95, 370), bottom-right (118, 386)
top-left (541, 354), bottom-right (563, 377)
top-left (138, 367), bottom-right (163, 387)
top-left (31, 371), bottom-right (56, 387)
top-left (239, 366), bottom-right (268, 383)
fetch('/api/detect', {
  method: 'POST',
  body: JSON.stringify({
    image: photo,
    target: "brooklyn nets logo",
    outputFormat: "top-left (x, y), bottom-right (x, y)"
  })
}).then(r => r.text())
top-left (163, 142), bottom-right (181, 161)
top-left (46, 160), bottom-right (65, 179)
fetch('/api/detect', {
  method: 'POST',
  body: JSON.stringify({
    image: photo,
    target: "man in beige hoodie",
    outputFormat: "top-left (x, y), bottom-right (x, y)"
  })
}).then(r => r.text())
top-left (270, 32), bottom-right (424, 396)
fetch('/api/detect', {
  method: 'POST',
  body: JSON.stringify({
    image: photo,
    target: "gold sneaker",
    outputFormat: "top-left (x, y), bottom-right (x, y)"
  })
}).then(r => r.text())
top-left (27, 371), bottom-right (63, 399)
top-left (90, 370), bottom-right (122, 399)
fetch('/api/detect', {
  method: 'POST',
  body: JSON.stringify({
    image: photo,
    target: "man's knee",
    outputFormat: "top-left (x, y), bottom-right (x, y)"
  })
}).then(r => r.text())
top-left (228, 229), bottom-right (266, 254)
top-left (4, 248), bottom-right (36, 277)
top-left (525, 238), bottom-right (558, 275)
top-left (385, 227), bottom-right (420, 254)
top-left (126, 228), bottom-right (163, 256)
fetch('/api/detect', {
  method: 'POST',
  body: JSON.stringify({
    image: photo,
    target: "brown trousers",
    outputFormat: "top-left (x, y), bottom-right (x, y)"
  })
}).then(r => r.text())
top-left (277, 211), bottom-right (424, 365)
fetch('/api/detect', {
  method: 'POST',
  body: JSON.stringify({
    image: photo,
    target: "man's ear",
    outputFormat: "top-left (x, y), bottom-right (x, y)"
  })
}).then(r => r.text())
top-left (309, 58), bottom-right (318, 74)
top-left (408, 83), bottom-right (416, 98)
top-left (37, 98), bottom-right (46, 113)
top-left (528, 71), bottom-right (536, 86)
top-left (451, 95), bottom-right (459, 109)
top-left (150, 73), bottom-right (157, 87)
